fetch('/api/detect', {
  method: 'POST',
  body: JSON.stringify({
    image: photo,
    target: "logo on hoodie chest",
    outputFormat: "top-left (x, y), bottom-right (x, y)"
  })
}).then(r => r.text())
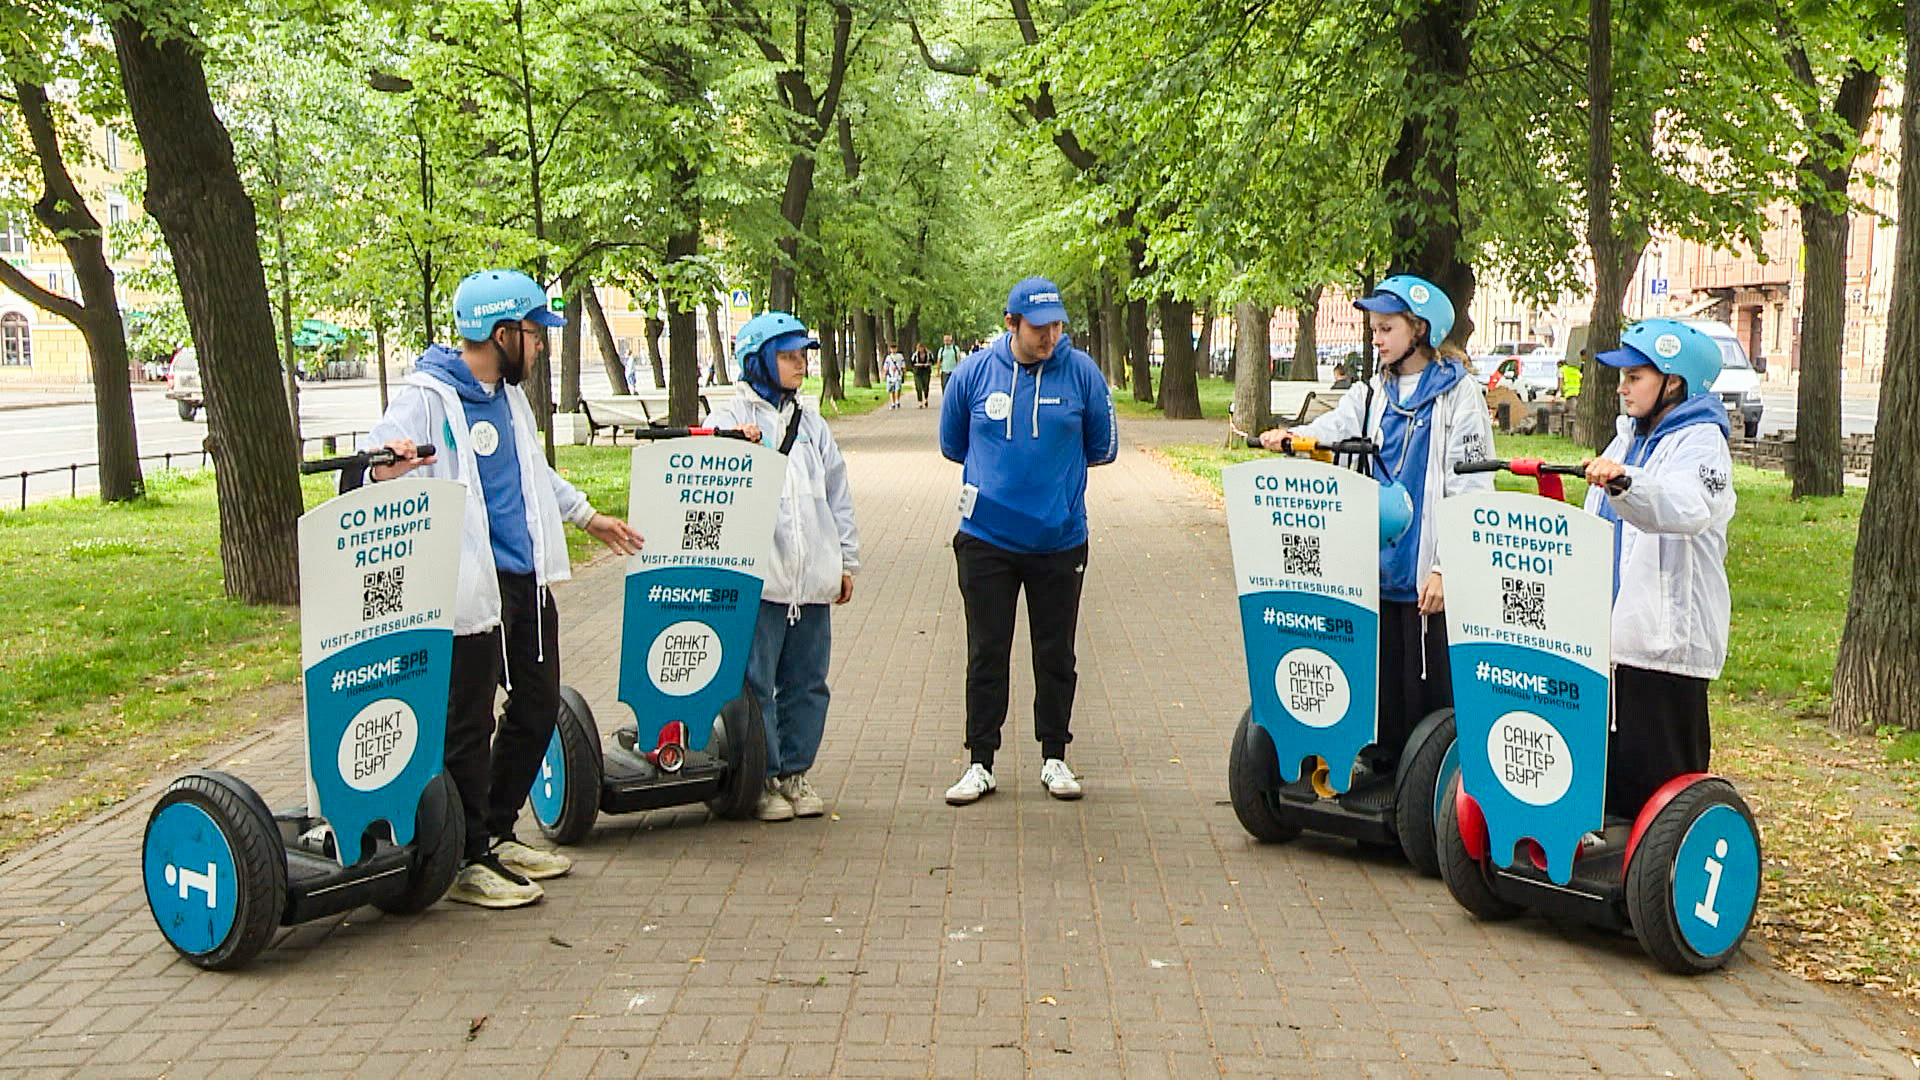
top-left (471, 420), bottom-right (501, 457)
top-left (984, 392), bottom-right (1013, 421)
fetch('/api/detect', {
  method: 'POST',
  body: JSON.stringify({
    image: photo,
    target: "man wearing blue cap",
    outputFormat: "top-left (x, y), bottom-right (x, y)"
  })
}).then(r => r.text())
top-left (939, 277), bottom-right (1118, 805)
top-left (368, 269), bottom-right (645, 908)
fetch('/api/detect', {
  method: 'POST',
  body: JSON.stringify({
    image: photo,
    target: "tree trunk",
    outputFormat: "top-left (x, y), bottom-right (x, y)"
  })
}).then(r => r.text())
top-left (558, 279), bottom-right (584, 413)
top-left (269, 117), bottom-right (300, 433)
top-left (1831, 0), bottom-right (1920, 735)
top-left (1380, 0), bottom-right (1475, 346)
top-left (852, 306), bottom-right (876, 387)
top-left (644, 309), bottom-right (667, 389)
top-left (374, 319), bottom-right (389, 411)
top-left (1195, 301), bottom-right (1214, 379)
top-left (1232, 298), bottom-right (1274, 439)
top-left (706, 305), bottom-right (732, 385)
top-left (581, 285), bottom-right (628, 394)
top-left (112, 16), bottom-right (300, 604)
top-left (820, 309), bottom-right (844, 402)
top-left (6, 81), bottom-right (142, 501)
top-left (1156, 296), bottom-right (1202, 418)
top-left (1126, 296), bottom-right (1152, 402)
top-left (1291, 287), bottom-right (1321, 381)
top-left (1099, 281), bottom-right (1127, 389)
top-left (666, 229), bottom-right (701, 427)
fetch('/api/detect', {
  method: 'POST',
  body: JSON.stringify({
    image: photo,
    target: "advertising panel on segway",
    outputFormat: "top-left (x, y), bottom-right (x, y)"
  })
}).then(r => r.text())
top-left (1223, 434), bottom-right (1458, 874)
top-left (532, 428), bottom-right (783, 843)
top-left (143, 459), bottom-right (468, 970)
top-left (1435, 458), bottom-right (1761, 973)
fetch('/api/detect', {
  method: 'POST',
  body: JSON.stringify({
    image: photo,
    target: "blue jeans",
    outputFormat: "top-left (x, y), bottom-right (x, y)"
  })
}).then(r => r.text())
top-left (745, 601), bottom-right (833, 778)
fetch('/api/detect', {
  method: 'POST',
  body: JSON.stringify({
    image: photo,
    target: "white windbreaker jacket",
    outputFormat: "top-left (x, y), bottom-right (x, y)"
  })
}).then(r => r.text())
top-left (1583, 415), bottom-right (1735, 679)
top-left (707, 385), bottom-right (862, 611)
top-left (362, 370), bottom-right (594, 635)
top-left (1297, 365), bottom-right (1496, 586)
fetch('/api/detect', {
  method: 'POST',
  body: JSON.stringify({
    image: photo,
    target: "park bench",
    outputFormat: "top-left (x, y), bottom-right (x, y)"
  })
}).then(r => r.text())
top-left (1269, 381), bottom-right (1342, 427)
top-left (578, 391), bottom-right (711, 445)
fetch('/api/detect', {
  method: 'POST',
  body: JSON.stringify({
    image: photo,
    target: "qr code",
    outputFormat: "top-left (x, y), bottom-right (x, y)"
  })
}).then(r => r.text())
top-left (1282, 532), bottom-right (1322, 577)
top-left (681, 510), bottom-right (724, 551)
top-left (362, 567), bottom-right (404, 621)
top-left (1501, 576), bottom-right (1546, 630)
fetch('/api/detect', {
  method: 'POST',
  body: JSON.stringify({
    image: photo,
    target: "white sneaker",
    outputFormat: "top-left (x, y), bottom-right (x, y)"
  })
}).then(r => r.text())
top-left (780, 774), bottom-right (826, 818)
top-left (757, 778), bottom-right (795, 822)
top-left (491, 836), bottom-right (572, 881)
top-left (1040, 759), bottom-right (1083, 800)
top-left (446, 854), bottom-right (544, 909)
top-left (945, 763), bottom-right (996, 805)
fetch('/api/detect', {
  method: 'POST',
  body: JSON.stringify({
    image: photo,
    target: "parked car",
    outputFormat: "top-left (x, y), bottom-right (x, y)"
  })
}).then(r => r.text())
top-left (167, 346), bottom-right (203, 421)
top-left (1476, 353), bottom-right (1561, 400)
top-left (1682, 319), bottom-right (1762, 438)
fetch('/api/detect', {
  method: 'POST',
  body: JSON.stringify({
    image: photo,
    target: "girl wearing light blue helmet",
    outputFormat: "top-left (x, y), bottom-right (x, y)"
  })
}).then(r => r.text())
top-left (1582, 319), bottom-right (1735, 819)
top-left (1258, 274), bottom-right (1496, 777)
top-left (707, 312), bottom-right (863, 822)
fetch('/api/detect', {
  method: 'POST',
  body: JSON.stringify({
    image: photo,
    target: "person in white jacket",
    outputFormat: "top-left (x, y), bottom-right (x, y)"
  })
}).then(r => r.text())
top-left (707, 312), bottom-right (861, 822)
top-left (368, 269), bottom-right (643, 909)
top-left (1582, 318), bottom-right (1735, 819)
top-left (1259, 275), bottom-right (1494, 776)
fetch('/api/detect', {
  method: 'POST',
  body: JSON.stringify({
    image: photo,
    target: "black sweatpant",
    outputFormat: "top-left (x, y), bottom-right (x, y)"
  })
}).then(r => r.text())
top-left (954, 533), bottom-right (1089, 767)
top-left (1607, 664), bottom-right (1711, 819)
top-left (446, 572), bottom-right (561, 860)
top-left (1369, 599), bottom-right (1453, 771)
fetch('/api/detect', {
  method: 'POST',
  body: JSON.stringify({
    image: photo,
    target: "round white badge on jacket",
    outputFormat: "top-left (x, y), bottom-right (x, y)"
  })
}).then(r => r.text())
top-left (471, 420), bottom-right (501, 457)
top-left (984, 392), bottom-right (1013, 421)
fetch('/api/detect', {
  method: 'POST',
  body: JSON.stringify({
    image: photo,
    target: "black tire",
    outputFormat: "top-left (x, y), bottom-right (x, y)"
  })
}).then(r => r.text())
top-left (705, 692), bottom-right (768, 819)
top-left (533, 687), bottom-right (604, 845)
top-left (1625, 778), bottom-right (1762, 974)
top-left (1394, 709), bottom-right (1457, 878)
top-left (176, 400), bottom-right (199, 421)
top-left (1227, 709), bottom-right (1303, 843)
top-left (1435, 773), bottom-right (1522, 921)
top-left (1744, 418), bottom-right (1760, 440)
top-left (372, 772), bottom-right (466, 916)
top-left (142, 771), bottom-right (287, 971)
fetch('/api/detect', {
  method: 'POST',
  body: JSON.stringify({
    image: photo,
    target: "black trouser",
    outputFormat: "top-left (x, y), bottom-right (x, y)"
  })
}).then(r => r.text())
top-left (912, 368), bottom-right (931, 402)
top-left (954, 533), bottom-right (1088, 767)
top-left (446, 572), bottom-right (560, 860)
top-left (1607, 664), bottom-right (1711, 819)
top-left (1369, 599), bottom-right (1454, 770)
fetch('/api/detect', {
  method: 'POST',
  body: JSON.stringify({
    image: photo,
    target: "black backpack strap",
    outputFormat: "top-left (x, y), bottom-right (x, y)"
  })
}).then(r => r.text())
top-left (777, 404), bottom-right (803, 456)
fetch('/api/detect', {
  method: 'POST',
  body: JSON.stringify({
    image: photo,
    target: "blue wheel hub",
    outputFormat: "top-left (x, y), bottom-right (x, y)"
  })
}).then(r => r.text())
top-left (1670, 803), bottom-right (1761, 959)
top-left (144, 802), bottom-right (240, 956)
top-left (531, 728), bottom-right (567, 828)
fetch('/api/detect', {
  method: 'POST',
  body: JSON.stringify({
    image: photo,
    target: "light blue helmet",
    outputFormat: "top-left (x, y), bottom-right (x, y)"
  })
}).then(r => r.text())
top-left (1379, 482), bottom-right (1414, 546)
top-left (453, 269), bottom-right (564, 342)
top-left (1354, 274), bottom-right (1455, 348)
top-left (1598, 319), bottom-right (1720, 396)
top-left (733, 311), bottom-right (819, 401)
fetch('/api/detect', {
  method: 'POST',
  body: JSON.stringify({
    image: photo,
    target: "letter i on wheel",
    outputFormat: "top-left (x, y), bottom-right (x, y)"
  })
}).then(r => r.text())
top-left (1432, 459), bottom-right (1760, 973)
top-left (143, 462), bottom-right (468, 970)
top-left (1222, 433), bottom-right (1459, 875)
top-left (532, 428), bottom-right (779, 843)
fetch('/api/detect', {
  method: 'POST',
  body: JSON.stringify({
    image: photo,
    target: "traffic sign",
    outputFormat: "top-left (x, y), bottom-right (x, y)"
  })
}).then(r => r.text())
top-left (1649, 278), bottom-right (1668, 295)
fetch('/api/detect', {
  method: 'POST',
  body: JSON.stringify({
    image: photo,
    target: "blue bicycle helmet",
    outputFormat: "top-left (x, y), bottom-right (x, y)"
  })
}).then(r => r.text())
top-left (1353, 275), bottom-right (1455, 348)
top-left (733, 311), bottom-right (819, 402)
top-left (453, 270), bottom-right (564, 341)
top-left (1596, 318), bottom-right (1720, 396)
top-left (1379, 482), bottom-right (1414, 546)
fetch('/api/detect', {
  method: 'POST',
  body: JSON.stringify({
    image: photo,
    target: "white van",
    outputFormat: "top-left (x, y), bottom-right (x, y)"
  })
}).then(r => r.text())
top-left (166, 346), bottom-right (203, 421)
top-left (1680, 320), bottom-right (1762, 438)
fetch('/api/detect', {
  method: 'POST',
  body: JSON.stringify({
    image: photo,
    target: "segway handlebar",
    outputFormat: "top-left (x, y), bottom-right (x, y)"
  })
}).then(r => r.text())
top-left (1454, 457), bottom-right (1630, 494)
top-left (630, 426), bottom-right (753, 441)
top-left (1232, 427), bottom-right (1381, 459)
top-left (300, 445), bottom-right (438, 475)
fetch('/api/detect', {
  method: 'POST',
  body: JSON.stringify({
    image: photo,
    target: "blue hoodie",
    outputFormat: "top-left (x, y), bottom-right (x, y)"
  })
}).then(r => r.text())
top-left (417, 344), bottom-right (535, 575)
top-left (1374, 359), bottom-right (1468, 602)
top-left (939, 333), bottom-right (1117, 553)
top-left (1594, 393), bottom-right (1730, 599)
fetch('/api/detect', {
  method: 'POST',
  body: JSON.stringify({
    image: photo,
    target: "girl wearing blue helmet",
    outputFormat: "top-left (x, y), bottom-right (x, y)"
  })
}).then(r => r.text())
top-left (707, 312), bottom-right (863, 822)
top-left (1258, 274), bottom-right (1495, 776)
top-left (1582, 319), bottom-right (1736, 819)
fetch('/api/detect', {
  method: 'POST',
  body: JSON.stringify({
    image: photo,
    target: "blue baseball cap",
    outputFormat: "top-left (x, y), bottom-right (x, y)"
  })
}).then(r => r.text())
top-left (768, 330), bottom-right (821, 354)
top-left (1352, 292), bottom-right (1411, 316)
top-left (1006, 277), bottom-right (1070, 326)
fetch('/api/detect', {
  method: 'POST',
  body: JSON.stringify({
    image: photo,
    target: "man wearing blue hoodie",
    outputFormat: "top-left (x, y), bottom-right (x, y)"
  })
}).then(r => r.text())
top-left (939, 277), bottom-right (1117, 805)
top-left (367, 269), bottom-right (644, 909)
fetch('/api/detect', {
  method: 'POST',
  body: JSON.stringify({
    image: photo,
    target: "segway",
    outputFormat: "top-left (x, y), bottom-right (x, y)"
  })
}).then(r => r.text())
top-left (531, 427), bottom-right (781, 843)
top-left (1222, 432), bottom-right (1459, 875)
top-left (1434, 458), bottom-right (1761, 973)
top-left (142, 448), bottom-right (466, 970)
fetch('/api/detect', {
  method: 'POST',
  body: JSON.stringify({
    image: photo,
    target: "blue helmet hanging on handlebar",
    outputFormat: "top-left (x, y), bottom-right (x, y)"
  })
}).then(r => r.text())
top-left (1596, 318), bottom-right (1721, 397)
top-left (1354, 274), bottom-right (1455, 348)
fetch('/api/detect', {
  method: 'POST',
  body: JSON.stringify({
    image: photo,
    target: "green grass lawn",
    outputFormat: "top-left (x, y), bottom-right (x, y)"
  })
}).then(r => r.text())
top-left (1112, 370), bottom-right (1238, 418)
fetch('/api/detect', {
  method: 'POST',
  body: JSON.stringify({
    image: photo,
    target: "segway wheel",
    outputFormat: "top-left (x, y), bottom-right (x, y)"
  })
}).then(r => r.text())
top-left (1625, 778), bottom-right (1761, 974)
top-left (1227, 709), bottom-right (1302, 843)
top-left (372, 772), bottom-right (467, 916)
top-left (532, 686), bottom-right (604, 845)
top-left (705, 692), bottom-right (768, 819)
top-left (142, 772), bottom-right (287, 971)
top-left (1394, 709), bottom-right (1458, 878)
top-left (1435, 774), bottom-right (1522, 921)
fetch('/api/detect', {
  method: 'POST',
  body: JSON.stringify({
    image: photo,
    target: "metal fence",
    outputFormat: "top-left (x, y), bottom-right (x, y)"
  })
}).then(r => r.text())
top-left (7, 430), bottom-right (369, 510)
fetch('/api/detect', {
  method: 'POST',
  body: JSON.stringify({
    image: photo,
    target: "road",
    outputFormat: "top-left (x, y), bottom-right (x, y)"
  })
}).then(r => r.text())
top-left (0, 382), bottom-right (389, 508)
top-left (1757, 386), bottom-right (1880, 438)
